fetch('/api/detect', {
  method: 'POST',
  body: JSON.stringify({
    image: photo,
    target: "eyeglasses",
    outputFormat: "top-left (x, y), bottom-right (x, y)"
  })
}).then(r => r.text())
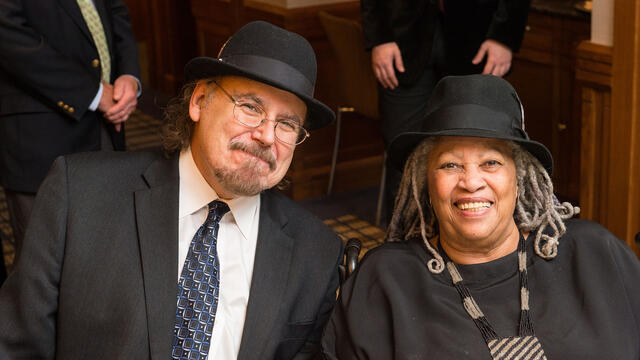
top-left (209, 80), bottom-right (310, 145)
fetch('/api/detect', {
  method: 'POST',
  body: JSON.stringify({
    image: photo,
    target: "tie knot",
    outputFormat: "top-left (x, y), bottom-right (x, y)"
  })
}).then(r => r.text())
top-left (205, 200), bottom-right (230, 225)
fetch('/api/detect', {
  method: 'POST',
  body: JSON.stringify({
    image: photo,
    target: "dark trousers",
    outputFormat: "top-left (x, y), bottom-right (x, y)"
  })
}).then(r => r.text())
top-left (379, 18), bottom-right (446, 225)
top-left (4, 189), bottom-right (35, 262)
top-left (0, 237), bottom-right (6, 286)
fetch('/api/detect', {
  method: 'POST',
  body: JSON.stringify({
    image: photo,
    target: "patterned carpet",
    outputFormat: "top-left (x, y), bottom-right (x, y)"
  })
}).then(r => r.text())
top-left (124, 109), bottom-right (164, 151)
top-left (324, 215), bottom-right (385, 257)
top-left (0, 109), bottom-right (384, 273)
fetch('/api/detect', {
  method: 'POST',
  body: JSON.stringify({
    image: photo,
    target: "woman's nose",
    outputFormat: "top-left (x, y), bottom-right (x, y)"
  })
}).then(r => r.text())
top-left (458, 166), bottom-right (486, 192)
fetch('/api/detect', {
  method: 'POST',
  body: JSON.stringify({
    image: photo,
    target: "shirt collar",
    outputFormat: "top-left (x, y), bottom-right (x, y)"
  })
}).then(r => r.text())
top-left (178, 147), bottom-right (260, 240)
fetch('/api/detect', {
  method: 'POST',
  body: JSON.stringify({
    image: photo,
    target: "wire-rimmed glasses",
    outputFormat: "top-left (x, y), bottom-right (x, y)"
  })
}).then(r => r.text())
top-left (210, 80), bottom-right (310, 145)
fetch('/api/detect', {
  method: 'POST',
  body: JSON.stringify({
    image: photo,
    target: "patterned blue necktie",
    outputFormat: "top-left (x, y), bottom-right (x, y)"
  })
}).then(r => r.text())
top-left (172, 200), bottom-right (230, 360)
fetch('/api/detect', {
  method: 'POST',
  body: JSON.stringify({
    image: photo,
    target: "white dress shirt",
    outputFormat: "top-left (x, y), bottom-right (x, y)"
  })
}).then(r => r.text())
top-left (178, 147), bottom-right (260, 359)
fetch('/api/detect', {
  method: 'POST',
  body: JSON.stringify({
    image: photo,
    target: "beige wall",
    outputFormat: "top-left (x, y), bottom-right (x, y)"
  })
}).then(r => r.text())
top-left (592, 0), bottom-right (614, 46)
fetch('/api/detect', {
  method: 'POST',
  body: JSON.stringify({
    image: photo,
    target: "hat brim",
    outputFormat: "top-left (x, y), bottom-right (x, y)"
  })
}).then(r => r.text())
top-left (185, 57), bottom-right (335, 131)
top-left (387, 128), bottom-right (554, 175)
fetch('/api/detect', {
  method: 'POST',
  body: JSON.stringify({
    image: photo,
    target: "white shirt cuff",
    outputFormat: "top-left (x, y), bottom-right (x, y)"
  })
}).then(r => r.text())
top-left (88, 83), bottom-right (103, 112)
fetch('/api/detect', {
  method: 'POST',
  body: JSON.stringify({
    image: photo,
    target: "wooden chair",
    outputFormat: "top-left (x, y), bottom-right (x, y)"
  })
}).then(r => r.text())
top-left (319, 11), bottom-right (386, 226)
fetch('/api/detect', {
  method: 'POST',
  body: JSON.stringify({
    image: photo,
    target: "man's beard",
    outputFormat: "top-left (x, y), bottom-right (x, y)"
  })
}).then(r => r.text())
top-left (213, 139), bottom-right (278, 196)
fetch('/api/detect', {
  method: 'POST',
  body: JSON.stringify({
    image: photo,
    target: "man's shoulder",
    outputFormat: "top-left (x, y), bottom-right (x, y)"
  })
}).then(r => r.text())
top-left (65, 149), bottom-right (163, 163)
top-left (261, 189), bottom-right (311, 215)
top-left (62, 150), bottom-right (167, 173)
top-left (56, 150), bottom-right (175, 187)
top-left (261, 189), bottom-right (341, 244)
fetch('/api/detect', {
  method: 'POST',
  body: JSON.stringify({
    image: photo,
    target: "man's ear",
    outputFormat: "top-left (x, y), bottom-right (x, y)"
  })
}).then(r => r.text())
top-left (189, 81), bottom-right (208, 123)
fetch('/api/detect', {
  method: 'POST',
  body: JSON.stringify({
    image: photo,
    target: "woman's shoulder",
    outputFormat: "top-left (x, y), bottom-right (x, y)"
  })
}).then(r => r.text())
top-left (341, 238), bottom-right (439, 300)
top-left (560, 218), bottom-right (637, 264)
top-left (354, 238), bottom-right (429, 274)
top-left (562, 218), bottom-right (620, 248)
top-left (361, 238), bottom-right (425, 260)
top-left (564, 217), bottom-right (613, 235)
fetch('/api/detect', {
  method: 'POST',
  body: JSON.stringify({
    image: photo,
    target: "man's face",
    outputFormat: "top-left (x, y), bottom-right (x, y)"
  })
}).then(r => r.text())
top-left (189, 76), bottom-right (307, 199)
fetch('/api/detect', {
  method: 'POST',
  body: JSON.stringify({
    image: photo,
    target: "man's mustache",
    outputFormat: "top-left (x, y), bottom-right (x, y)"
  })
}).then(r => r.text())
top-left (229, 140), bottom-right (277, 171)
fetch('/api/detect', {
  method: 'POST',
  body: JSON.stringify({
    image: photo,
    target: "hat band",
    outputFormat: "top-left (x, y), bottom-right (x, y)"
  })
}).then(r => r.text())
top-left (424, 104), bottom-right (527, 139)
top-left (219, 54), bottom-right (314, 96)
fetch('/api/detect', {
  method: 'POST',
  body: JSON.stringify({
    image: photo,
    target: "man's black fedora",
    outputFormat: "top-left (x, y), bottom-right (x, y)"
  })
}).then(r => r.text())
top-left (184, 21), bottom-right (334, 130)
top-left (388, 74), bottom-right (553, 174)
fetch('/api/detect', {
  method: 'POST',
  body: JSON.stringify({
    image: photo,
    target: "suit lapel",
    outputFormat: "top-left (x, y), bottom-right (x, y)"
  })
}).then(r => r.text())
top-left (237, 191), bottom-right (294, 360)
top-left (135, 156), bottom-right (180, 359)
top-left (57, 0), bottom-right (93, 44)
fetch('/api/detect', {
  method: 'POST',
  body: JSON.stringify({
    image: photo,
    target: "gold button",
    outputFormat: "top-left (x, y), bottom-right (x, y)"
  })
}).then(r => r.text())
top-left (68, 107), bottom-right (75, 114)
top-left (63, 104), bottom-right (69, 110)
top-left (57, 101), bottom-right (64, 107)
top-left (91, 59), bottom-right (100, 68)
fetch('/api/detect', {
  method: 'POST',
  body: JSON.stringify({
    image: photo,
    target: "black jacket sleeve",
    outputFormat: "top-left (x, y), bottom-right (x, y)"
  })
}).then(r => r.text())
top-left (360, 0), bottom-right (394, 50)
top-left (486, 0), bottom-right (531, 52)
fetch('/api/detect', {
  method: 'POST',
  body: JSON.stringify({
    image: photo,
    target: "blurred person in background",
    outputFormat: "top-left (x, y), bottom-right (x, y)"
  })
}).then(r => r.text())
top-left (361, 0), bottom-right (531, 225)
top-left (0, 0), bottom-right (141, 257)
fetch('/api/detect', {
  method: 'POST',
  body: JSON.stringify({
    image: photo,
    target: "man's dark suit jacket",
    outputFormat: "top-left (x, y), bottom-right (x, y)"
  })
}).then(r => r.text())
top-left (0, 151), bottom-right (343, 359)
top-left (361, 0), bottom-right (530, 86)
top-left (0, 0), bottom-right (140, 193)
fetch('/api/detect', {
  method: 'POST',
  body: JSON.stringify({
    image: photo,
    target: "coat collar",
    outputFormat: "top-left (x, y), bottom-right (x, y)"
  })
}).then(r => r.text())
top-left (134, 154), bottom-right (295, 359)
top-left (237, 190), bottom-right (294, 360)
top-left (134, 154), bottom-right (180, 359)
top-left (57, 0), bottom-right (114, 58)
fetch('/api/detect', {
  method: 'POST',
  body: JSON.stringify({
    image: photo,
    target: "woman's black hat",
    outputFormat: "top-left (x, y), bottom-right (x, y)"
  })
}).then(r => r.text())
top-left (184, 21), bottom-right (334, 130)
top-left (388, 74), bottom-right (553, 174)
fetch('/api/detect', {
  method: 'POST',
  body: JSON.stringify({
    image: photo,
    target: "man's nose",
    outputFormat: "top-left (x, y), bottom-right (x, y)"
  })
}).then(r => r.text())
top-left (251, 119), bottom-right (276, 145)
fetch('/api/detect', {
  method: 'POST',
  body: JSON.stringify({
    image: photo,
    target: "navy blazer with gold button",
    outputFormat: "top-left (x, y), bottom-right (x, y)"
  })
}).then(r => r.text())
top-left (0, 0), bottom-right (140, 193)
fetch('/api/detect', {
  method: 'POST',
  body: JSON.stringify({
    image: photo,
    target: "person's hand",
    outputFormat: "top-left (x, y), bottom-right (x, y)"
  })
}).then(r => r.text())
top-left (98, 83), bottom-right (115, 113)
top-left (104, 75), bottom-right (139, 130)
top-left (371, 42), bottom-right (405, 89)
top-left (98, 83), bottom-right (123, 132)
top-left (97, 83), bottom-right (121, 131)
top-left (472, 39), bottom-right (513, 77)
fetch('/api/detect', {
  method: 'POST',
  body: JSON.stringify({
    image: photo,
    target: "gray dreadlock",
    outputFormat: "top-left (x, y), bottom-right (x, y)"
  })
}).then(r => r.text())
top-left (386, 137), bottom-right (580, 273)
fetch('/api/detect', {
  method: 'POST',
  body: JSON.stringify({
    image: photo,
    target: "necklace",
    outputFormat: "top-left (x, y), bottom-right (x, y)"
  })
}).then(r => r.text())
top-left (439, 234), bottom-right (548, 360)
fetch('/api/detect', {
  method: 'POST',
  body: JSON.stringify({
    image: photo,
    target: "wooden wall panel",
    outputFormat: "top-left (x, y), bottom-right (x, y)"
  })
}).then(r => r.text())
top-left (508, 11), bottom-right (589, 203)
top-left (123, 0), bottom-right (153, 86)
top-left (575, 41), bottom-right (612, 228)
top-left (609, 0), bottom-right (640, 255)
top-left (190, 0), bottom-right (237, 57)
top-left (578, 86), bottom-right (611, 223)
top-left (577, 36), bottom-right (639, 256)
top-left (124, 0), bottom-right (198, 93)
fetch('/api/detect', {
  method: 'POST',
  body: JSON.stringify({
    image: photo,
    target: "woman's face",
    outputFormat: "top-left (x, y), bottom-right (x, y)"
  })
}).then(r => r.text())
top-left (427, 136), bottom-right (518, 250)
